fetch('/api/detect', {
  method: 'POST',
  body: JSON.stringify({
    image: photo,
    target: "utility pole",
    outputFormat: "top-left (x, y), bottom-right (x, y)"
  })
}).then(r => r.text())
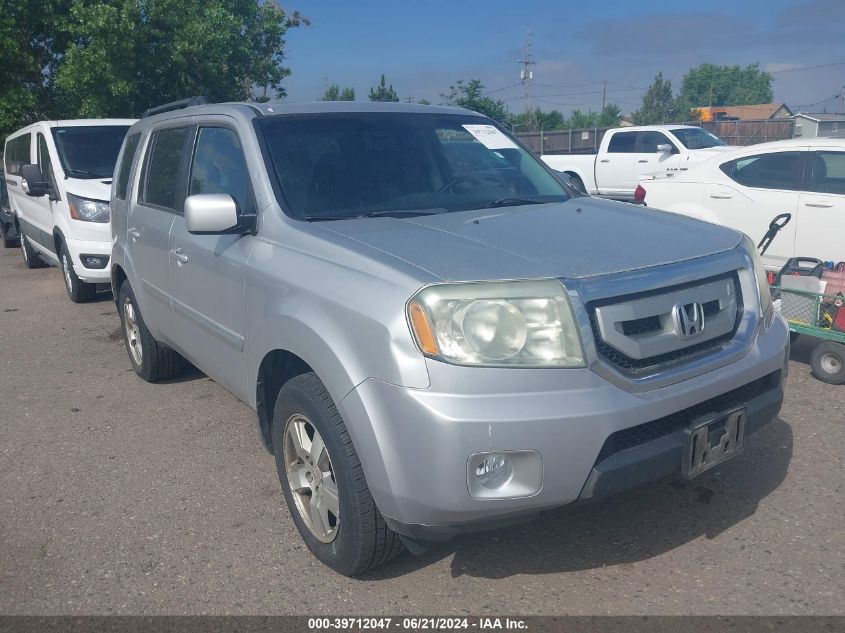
top-left (517, 29), bottom-right (537, 130)
top-left (601, 80), bottom-right (607, 111)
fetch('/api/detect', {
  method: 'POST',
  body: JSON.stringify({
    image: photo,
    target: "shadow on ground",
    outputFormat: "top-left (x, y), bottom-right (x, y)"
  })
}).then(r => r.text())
top-left (366, 417), bottom-right (793, 580)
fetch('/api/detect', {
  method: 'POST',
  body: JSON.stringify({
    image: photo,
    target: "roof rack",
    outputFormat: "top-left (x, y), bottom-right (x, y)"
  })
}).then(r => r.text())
top-left (141, 96), bottom-right (211, 119)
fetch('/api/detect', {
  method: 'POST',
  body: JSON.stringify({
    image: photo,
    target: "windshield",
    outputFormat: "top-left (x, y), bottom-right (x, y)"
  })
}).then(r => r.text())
top-left (51, 126), bottom-right (131, 179)
top-left (257, 113), bottom-right (571, 220)
top-left (670, 127), bottom-right (725, 150)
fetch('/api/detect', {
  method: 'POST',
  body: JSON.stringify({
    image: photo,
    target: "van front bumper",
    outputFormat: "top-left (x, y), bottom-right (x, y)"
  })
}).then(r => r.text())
top-left (65, 236), bottom-right (111, 283)
top-left (338, 315), bottom-right (789, 542)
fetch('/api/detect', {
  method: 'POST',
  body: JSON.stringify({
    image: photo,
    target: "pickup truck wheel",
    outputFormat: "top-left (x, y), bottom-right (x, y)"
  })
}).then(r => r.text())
top-left (117, 281), bottom-right (183, 382)
top-left (568, 174), bottom-right (586, 194)
top-left (810, 341), bottom-right (845, 385)
top-left (60, 245), bottom-right (97, 303)
top-left (272, 373), bottom-right (404, 576)
top-left (19, 228), bottom-right (45, 268)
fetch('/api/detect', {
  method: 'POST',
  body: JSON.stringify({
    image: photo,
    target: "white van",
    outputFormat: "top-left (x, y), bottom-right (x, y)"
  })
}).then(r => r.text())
top-left (4, 119), bottom-right (135, 301)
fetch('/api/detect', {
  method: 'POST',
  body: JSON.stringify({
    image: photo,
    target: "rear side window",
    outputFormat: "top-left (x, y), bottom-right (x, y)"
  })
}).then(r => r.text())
top-left (607, 132), bottom-right (637, 153)
top-left (140, 127), bottom-right (191, 210)
top-left (115, 133), bottom-right (141, 200)
top-left (4, 133), bottom-right (31, 175)
top-left (807, 151), bottom-right (845, 196)
top-left (719, 151), bottom-right (803, 191)
top-left (189, 127), bottom-right (252, 212)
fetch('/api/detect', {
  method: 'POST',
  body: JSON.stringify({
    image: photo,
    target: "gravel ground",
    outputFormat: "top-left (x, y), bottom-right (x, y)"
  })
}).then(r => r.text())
top-left (0, 245), bottom-right (842, 615)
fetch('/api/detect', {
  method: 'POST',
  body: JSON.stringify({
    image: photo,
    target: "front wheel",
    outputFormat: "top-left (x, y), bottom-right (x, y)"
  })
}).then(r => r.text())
top-left (810, 341), bottom-right (845, 385)
top-left (19, 228), bottom-right (45, 269)
top-left (60, 244), bottom-right (97, 303)
top-left (272, 373), bottom-right (404, 576)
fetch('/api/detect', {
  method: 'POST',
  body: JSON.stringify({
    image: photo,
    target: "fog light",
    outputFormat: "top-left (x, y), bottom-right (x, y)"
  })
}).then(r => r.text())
top-left (475, 454), bottom-right (513, 489)
top-left (80, 254), bottom-right (109, 269)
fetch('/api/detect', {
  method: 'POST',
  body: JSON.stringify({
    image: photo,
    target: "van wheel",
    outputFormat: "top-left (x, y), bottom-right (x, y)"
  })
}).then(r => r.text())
top-left (810, 342), bottom-right (845, 385)
top-left (60, 245), bottom-right (97, 303)
top-left (272, 373), bottom-right (404, 576)
top-left (117, 280), bottom-right (183, 382)
top-left (19, 228), bottom-right (45, 268)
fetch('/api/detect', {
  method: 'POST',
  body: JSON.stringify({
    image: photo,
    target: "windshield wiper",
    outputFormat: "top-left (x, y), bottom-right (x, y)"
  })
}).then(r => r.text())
top-left (305, 208), bottom-right (447, 221)
top-left (483, 197), bottom-right (549, 209)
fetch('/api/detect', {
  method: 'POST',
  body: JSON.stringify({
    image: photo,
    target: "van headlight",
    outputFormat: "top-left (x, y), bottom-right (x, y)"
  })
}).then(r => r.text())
top-left (67, 193), bottom-right (110, 223)
top-left (407, 279), bottom-right (585, 367)
top-left (742, 235), bottom-right (772, 316)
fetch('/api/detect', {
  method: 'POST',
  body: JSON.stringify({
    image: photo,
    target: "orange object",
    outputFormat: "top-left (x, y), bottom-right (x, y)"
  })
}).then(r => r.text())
top-left (408, 302), bottom-right (439, 355)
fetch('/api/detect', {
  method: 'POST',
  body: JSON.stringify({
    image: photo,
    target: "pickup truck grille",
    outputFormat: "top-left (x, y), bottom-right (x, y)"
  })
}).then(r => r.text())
top-left (587, 272), bottom-right (742, 376)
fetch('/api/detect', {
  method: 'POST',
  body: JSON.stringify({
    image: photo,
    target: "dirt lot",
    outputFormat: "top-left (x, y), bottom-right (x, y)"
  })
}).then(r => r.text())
top-left (0, 245), bottom-right (842, 615)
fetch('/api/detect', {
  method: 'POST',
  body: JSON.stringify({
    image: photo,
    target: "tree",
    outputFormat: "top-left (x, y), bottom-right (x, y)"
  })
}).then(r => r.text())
top-left (8, 0), bottom-right (309, 123)
top-left (441, 79), bottom-right (509, 125)
top-left (368, 74), bottom-right (399, 102)
top-left (633, 73), bottom-right (678, 125)
top-left (597, 103), bottom-right (622, 128)
top-left (676, 63), bottom-right (773, 117)
top-left (322, 84), bottom-right (355, 101)
top-left (511, 108), bottom-right (566, 131)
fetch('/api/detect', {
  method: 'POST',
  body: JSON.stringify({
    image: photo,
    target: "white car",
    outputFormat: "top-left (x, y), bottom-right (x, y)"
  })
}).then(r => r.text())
top-left (4, 119), bottom-right (135, 301)
top-left (541, 125), bottom-right (733, 201)
top-left (639, 138), bottom-right (845, 270)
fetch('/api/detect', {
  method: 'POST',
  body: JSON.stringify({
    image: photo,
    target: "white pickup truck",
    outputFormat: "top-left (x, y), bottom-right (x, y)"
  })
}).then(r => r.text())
top-left (542, 125), bottom-right (733, 201)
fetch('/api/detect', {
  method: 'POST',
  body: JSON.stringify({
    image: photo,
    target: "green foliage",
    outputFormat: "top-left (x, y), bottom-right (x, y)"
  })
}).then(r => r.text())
top-left (511, 104), bottom-right (622, 131)
top-left (441, 79), bottom-right (509, 125)
top-left (633, 73), bottom-right (679, 125)
top-left (0, 0), bottom-right (307, 138)
top-left (368, 74), bottom-right (399, 102)
top-left (416, 98), bottom-right (431, 105)
top-left (676, 63), bottom-right (773, 115)
top-left (322, 84), bottom-right (356, 101)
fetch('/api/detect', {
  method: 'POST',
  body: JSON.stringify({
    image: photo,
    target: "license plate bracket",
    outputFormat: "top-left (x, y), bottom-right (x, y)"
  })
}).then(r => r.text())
top-left (683, 408), bottom-right (747, 478)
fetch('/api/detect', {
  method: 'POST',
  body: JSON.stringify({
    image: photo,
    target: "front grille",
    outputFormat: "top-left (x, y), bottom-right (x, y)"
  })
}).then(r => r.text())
top-left (588, 272), bottom-right (742, 376)
top-left (594, 371), bottom-right (779, 463)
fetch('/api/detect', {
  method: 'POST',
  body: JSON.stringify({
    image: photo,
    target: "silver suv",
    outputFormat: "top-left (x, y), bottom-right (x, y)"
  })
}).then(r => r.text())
top-left (110, 100), bottom-right (789, 576)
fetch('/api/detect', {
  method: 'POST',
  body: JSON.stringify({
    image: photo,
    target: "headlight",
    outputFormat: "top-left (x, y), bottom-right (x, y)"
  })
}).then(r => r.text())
top-left (742, 235), bottom-right (771, 316)
top-left (407, 279), bottom-right (585, 367)
top-left (67, 193), bottom-right (110, 223)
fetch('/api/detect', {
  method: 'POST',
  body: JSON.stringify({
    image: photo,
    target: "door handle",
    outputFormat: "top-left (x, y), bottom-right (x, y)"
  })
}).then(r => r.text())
top-left (804, 201), bottom-right (833, 208)
top-left (709, 192), bottom-right (733, 199)
top-left (600, 159), bottom-right (610, 163)
top-left (128, 227), bottom-right (140, 241)
top-left (171, 248), bottom-right (188, 264)
top-left (637, 159), bottom-right (649, 163)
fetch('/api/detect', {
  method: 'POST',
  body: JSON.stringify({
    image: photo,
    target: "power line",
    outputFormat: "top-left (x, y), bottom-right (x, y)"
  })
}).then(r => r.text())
top-left (770, 60), bottom-right (845, 74)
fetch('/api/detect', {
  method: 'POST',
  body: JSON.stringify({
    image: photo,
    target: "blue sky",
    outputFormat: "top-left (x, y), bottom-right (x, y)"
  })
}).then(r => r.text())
top-left (281, 0), bottom-right (845, 115)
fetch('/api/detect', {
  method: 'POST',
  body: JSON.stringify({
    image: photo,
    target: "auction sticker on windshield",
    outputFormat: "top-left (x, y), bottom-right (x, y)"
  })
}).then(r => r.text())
top-left (462, 124), bottom-right (518, 150)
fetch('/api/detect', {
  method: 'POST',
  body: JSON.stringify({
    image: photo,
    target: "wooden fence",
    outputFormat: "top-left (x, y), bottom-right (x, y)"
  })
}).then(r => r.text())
top-left (516, 118), bottom-right (796, 155)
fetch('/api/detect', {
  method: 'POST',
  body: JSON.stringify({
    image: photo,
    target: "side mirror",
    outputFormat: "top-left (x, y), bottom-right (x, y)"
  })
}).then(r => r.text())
top-left (184, 193), bottom-right (252, 235)
top-left (21, 164), bottom-right (48, 197)
top-left (656, 144), bottom-right (674, 154)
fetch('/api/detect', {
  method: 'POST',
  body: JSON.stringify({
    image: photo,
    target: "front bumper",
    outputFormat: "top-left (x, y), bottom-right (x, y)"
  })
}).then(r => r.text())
top-left (64, 236), bottom-right (111, 283)
top-left (338, 315), bottom-right (789, 542)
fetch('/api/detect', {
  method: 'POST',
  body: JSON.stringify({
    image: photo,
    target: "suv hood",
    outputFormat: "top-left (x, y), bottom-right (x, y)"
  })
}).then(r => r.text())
top-left (64, 177), bottom-right (112, 202)
top-left (320, 198), bottom-right (743, 282)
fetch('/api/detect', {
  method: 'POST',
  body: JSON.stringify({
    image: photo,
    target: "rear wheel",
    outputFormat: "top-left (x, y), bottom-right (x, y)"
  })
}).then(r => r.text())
top-left (1, 222), bottom-right (18, 248)
top-left (567, 174), bottom-right (587, 195)
top-left (19, 227), bottom-right (45, 269)
top-left (810, 341), bottom-right (845, 385)
top-left (60, 244), bottom-right (97, 303)
top-left (272, 373), bottom-right (404, 576)
top-left (117, 280), bottom-right (183, 382)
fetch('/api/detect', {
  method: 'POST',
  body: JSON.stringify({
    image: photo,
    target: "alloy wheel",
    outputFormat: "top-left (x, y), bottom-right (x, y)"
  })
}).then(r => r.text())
top-left (123, 297), bottom-right (143, 365)
top-left (283, 414), bottom-right (340, 543)
top-left (62, 253), bottom-right (73, 292)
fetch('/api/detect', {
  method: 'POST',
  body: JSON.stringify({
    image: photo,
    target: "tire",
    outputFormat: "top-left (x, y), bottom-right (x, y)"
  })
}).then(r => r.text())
top-left (1, 222), bottom-right (18, 248)
top-left (272, 372), bottom-right (404, 576)
top-left (810, 341), bottom-right (845, 385)
top-left (567, 174), bottom-right (587, 195)
top-left (789, 331), bottom-right (800, 344)
top-left (60, 244), bottom-right (97, 303)
top-left (19, 227), bottom-right (45, 269)
top-left (117, 280), bottom-right (183, 382)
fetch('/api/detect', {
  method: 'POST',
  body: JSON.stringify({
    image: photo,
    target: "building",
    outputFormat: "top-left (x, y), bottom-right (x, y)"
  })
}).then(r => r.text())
top-left (793, 113), bottom-right (845, 138)
top-left (694, 103), bottom-right (792, 122)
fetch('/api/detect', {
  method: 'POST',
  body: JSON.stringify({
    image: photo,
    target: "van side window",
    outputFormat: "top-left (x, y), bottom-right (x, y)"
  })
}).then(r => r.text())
top-left (719, 151), bottom-right (803, 191)
top-left (37, 134), bottom-right (56, 188)
top-left (807, 151), bottom-right (845, 196)
top-left (115, 133), bottom-right (141, 200)
top-left (140, 127), bottom-right (191, 211)
top-left (4, 133), bottom-right (31, 175)
top-left (607, 132), bottom-right (636, 153)
top-left (189, 127), bottom-right (253, 212)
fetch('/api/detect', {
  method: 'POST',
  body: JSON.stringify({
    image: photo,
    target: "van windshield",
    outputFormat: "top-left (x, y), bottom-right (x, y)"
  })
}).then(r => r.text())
top-left (257, 113), bottom-right (571, 220)
top-left (51, 126), bottom-right (131, 179)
